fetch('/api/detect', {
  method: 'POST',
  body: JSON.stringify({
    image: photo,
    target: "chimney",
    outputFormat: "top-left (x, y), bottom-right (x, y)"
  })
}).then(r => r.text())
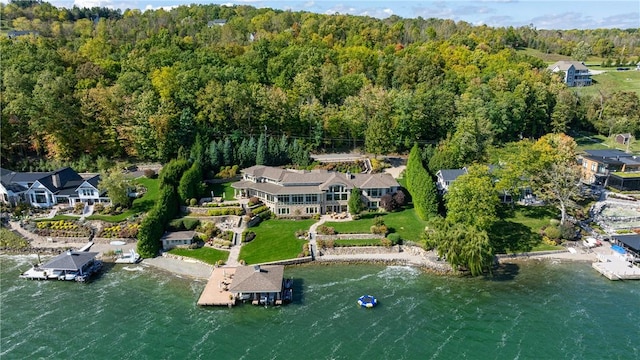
top-left (52, 173), bottom-right (61, 188)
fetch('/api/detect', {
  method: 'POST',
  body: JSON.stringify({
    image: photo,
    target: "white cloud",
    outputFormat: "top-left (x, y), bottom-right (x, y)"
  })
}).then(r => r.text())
top-left (74, 0), bottom-right (114, 8)
top-left (144, 4), bottom-right (179, 11)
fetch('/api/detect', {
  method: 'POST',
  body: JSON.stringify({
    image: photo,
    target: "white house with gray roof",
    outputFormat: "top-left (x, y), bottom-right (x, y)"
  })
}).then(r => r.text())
top-left (547, 61), bottom-right (592, 87)
top-left (232, 165), bottom-right (400, 217)
top-left (0, 167), bottom-right (108, 208)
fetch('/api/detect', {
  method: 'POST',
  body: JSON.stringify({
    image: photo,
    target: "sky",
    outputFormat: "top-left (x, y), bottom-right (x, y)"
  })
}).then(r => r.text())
top-left (13, 0), bottom-right (640, 29)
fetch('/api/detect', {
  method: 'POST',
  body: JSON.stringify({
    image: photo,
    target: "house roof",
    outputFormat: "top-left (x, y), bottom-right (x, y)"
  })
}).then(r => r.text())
top-left (437, 169), bottom-right (468, 182)
top-left (612, 234), bottom-right (640, 252)
top-left (237, 166), bottom-right (399, 194)
top-left (161, 231), bottom-right (196, 241)
top-left (41, 251), bottom-right (98, 271)
top-left (229, 265), bottom-right (284, 293)
top-left (548, 60), bottom-right (589, 71)
top-left (583, 150), bottom-right (633, 158)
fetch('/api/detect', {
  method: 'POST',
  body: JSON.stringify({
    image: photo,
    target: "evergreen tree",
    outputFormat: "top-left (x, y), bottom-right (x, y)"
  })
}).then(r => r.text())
top-left (223, 138), bottom-right (233, 166)
top-left (348, 187), bottom-right (364, 214)
top-left (178, 162), bottom-right (203, 203)
top-left (268, 136), bottom-right (280, 165)
top-left (208, 140), bottom-right (221, 174)
top-left (256, 133), bottom-right (267, 165)
top-left (406, 143), bottom-right (438, 220)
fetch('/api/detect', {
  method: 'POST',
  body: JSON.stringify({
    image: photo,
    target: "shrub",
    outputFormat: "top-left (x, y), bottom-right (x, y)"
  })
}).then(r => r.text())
top-left (325, 239), bottom-right (335, 248)
top-left (169, 219), bottom-right (184, 231)
top-left (380, 193), bottom-right (396, 212)
top-left (248, 197), bottom-right (261, 206)
top-left (144, 169), bottom-right (157, 178)
top-left (544, 225), bottom-right (561, 240)
top-left (549, 219), bottom-right (560, 226)
top-left (370, 224), bottom-right (388, 235)
top-left (182, 218), bottom-right (200, 231)
top-left (393, 189), bottom-right (407, 207)
top-left (295, 229), bottom-right (308, 238)
top-left (207, 208), bottom-right (242, 216)
top-left (189, 198), bottom-right (198, 206)
top-left (243, 231), bottom-right (256, 243)
top-left (380, 238), bottom-right (392, 247)
top-left (374, 216), bottom-right (385, 226)
top-left (316, 239), bottom-right (325, 248)
top-left (93, 203), bottom-right (105, 213)
top-left (74, 202), bottom-right (85, 214)
top-left (387, 233), bottom-right (401, 244)
top-left (317, 225), bottom-right (336, 235)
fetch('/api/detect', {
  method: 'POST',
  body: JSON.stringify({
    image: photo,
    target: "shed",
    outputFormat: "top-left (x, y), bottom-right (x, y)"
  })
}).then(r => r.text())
top-left (615, 133), bottom-right (632, 145)
top-left (161, 230), bottom-right (196, 250)
top-left (41, 251), bottom-right (98, 275)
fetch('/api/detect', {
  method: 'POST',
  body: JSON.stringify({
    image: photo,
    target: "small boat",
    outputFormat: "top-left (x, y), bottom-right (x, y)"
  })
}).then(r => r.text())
top-left (357, 295), bottom-right (377, 308)
top-left (283, 288), bottom-right (293, 303)
top-left (284, 278), bottom-right (293, 289)
top-left (115, 249), bottom-right (141, 264)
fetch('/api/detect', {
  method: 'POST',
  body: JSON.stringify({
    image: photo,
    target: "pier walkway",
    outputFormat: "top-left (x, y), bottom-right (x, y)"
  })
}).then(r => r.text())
top-left (197, 267), bottom-right (236, 306)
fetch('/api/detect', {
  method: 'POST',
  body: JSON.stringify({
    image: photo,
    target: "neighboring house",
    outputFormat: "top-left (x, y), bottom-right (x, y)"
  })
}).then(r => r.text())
top-left (580, 149), bottom-right (640, 190)
top-left (611, 234), bottom-right (640, 259)
top-left (231, 165), bottom-right (400, 217)
top-left (207, 19), bottom-right (226, 27)
top-left (547, 61), bottom-right (592, 87)
top-left (0, 167), bottom-right (108, 208)
top-left (435, 168), bottom-right (468, 195)
top-left (161, 230), bottom-right (196, 250)
top-left (229, 265), bottom-right (284, 305)
top-left (7, 30), bottom-right (38, 39)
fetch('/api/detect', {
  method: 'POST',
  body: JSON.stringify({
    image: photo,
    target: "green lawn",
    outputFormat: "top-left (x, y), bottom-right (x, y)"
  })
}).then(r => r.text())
top-left (168, 247), bottom-right (229, 265)
top-left (573, 131), bottom-right (640, 152)
top-left (491, 206), bottom-right (563, 253)
top-left (239, 219), bottom-right (316, 264)
top-left (576, 70), bottom-right (640, 97)
top-left (0, 228), bottom-right (29, 250)
top-left (326, 207), bottom-right (428, 242)
top-left (207, 181), bottom-right (236, 201)
top-left (88, 177), bottom-right (159, 222)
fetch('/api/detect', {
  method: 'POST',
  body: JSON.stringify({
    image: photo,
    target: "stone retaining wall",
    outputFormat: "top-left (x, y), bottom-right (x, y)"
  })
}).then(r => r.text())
top-left (316, 233), bottom-right (385, 241)
top-left (254, 257), bottom-right (314, 266)
top-left (495, 250), bottom-right (569, 259)
top-left (93, 237), bottom-right (135, 244)
top-left (320, 245), bottom-right (401, 255)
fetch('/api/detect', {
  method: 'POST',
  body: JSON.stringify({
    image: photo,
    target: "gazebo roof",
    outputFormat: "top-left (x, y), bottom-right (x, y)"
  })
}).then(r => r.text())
top-left (229, 265), bottom-right (284, 293)
top-left (41, 251), bottom-right (98, 271)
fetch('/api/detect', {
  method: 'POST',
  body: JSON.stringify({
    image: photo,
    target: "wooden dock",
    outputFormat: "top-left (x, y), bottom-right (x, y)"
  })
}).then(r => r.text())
top-left (592, 255), bottom-right (640, 280)
top-left (197, 267), bottom-right (237, 306)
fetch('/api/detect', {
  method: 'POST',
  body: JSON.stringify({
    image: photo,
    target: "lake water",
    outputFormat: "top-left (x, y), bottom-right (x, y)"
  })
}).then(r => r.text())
top-left (1, 256), bottom-right (638, 359)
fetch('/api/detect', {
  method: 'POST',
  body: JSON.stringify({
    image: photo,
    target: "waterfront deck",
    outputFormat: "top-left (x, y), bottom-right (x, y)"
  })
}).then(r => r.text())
top-left (197, 267), bottom-right (236, 306)
top-left (592, 254), bottom-right (640, 280)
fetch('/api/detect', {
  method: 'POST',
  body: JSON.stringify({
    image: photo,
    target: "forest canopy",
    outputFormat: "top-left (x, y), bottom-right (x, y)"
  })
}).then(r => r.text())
top-left (2, 1), bottom-right (639, 170)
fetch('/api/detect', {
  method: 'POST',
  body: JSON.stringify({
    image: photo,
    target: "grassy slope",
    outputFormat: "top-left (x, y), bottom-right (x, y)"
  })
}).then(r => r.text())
top-left (88, 177), bottom-right (159, 222)
top-left (239, 219), bottom-right (316, 264)
top-left (206, 181), bottom-right (236, 201)
top-left (168, 247), bottom-right (229, 265)
top-left (573, 132), bottom-right (640, 152)
top-left (326, 207), bottom-right (429, 242)
top-left (491, 206), bottom-right (563, 253)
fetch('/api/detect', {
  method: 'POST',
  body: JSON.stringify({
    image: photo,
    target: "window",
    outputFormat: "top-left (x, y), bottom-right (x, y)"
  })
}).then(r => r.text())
top-left (292, 195), bottom-right (304, 204)
top-left (591, 163), bottom-right (596, 171)
top-left (81, 189), bottom-right (94, 197)
top-left (326, 193), bottom-right (333, 201)
top-left (306, 207), bottom-right (317, 214)
top-left (368, 188), bottom-right (382, 198)
top-left (305, 194), bottom-right (318, 203)
top-left (277, 208), bottom-right (290, 215)
top-left (277, 195), bottom-right (290, 204)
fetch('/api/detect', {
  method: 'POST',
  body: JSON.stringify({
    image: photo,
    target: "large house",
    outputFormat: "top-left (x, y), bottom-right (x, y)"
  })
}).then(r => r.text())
top-left (435, 169), bottom-right (468, 195)
top-left (580, 150), bottom-right (640, 190)
top-left (0, 167), bottom-right (108, 208)
top-left (547, 61), bottom-right (592, 87)
top-left (231, 165), bottom-right (400, 216)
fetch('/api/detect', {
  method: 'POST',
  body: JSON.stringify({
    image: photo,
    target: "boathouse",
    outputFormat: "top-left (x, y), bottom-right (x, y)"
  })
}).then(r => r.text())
top-left (611, 234), bottom-right (640, 260)
top-left (229, 265), bottom-right (284, 305)
top-left (21, 251), bottom-right (101, 281)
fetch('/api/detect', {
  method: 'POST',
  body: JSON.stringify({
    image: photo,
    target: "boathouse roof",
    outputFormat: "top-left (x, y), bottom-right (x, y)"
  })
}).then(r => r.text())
top-left (229, 265), bottom-right (284, 293)
top-left (41, 251), bottom-right (98, 271)
top-left (612, 234), bottom-right (640, 253)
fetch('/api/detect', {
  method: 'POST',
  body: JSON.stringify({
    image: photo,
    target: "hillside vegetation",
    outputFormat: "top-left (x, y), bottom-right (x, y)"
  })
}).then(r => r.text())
top-left (1, 2), bottom-right (639, 174)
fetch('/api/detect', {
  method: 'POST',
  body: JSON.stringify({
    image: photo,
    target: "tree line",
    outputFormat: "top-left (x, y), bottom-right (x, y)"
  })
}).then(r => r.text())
top-left (1, 2), bottom-right (639, 170)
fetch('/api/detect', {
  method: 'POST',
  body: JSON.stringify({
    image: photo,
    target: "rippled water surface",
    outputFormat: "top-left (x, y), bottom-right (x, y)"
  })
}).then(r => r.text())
top-left (1, 256), bottom-right (638, 359)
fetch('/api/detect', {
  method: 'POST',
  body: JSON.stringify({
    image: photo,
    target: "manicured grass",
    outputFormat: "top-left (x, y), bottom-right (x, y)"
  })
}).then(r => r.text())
top-left (207, 181), bottom-right (236, 201)
top-left (239, 219), bottom-right (316, 264)
top-left (491, 205), bottom-right (561, 253)
top-left (573, 131), bottom-right (640, 152)
top-left (576, 70), bottom-right (640, 97)
top-left (326, 207), bottom-right (429, 242)
top-left (334, 239), bottom-right (385, 246)
top-left (88, 177), bottom-right (159, 222)
top-left (168, 247), bottom-right (229, 265)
